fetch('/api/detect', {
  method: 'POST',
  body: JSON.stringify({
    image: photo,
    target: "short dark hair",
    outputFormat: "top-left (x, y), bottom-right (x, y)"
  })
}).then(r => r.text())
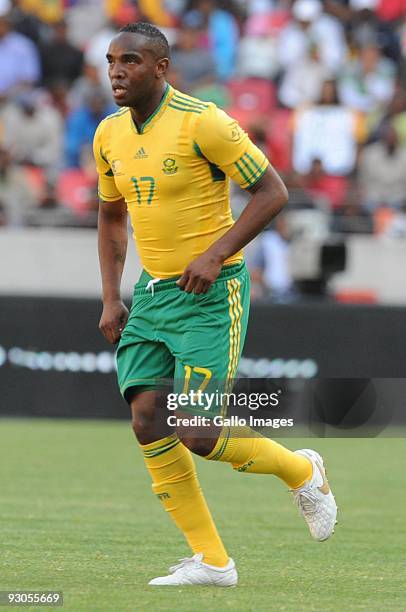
top-left (119, 22), bottom-right (170, 59)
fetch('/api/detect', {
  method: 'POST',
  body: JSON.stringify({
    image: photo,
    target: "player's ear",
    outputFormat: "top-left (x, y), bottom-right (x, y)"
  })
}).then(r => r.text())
top-left (155, 58), bottom-right (169, 78)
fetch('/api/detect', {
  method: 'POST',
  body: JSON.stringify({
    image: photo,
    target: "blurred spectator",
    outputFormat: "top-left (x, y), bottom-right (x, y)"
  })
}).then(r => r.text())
top-left (302, 158), bottom-right (349, 209)
top-left (57, 145), bottom-right (99, 226)
top-left (0, 4), bottom-right (41, 95)
top-left (0, 0), bottom-right (403, 239)
top-left (137, 0), bottom-right (184, 27)
top-left (279, 43), bottom-right (331, 108)
top-left (65, 91), bottom-right (115, 168)
top-left (339, 43), bottom-right (396, 112)
top-left (0, 146), bottom-right (38, 225)
top-left (40, 19), bottom-right (83, 88)
top-left (368, 87), bottom-right (406, 145)
top-left (0, 202), bottom-right (6, 226)
top-left (277, 0), bottom-right (346, 74)
top-left (68, 64), bottom-right (105, 110)
top-left (24, 182), bottom-right (78, 227)
top-left (350, 2), bottom-right (401, 61)
top-left (171, 22), bottom-right (216, 89)
top-left (358, 122), bottom-right (406, 209)
top-left (237, 11), bottom-right (281, 79)
top-left (84, 19), bottom-right (118, 97)
top-left (283, 170), bottom-right (318, 209)
top-left (376, 0), bottom-right (406, 23)
top-left (184, 0), bottom-right (239, 81)
top-left (0, 91), bottom-right (63, 184)
top-left (250, 215), bottom-right (296, 302)
top-left (293, 80), bottom-right (359, 175)
top-left (66, 1), bottom-right (108, 50)
top-left (9, 0), bottom-right (45, 44)
top-left (18, 0), bottom-right (64, 24)
top-left (192, 79), bottom-right (231, 106)
top-left (331, 187), bottom-right (374, 234)
top-left (384, 203), bottom-right (406, 238)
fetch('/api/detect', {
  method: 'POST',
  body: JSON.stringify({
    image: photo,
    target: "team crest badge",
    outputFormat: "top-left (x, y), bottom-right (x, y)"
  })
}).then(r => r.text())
top-left (162, 157), bottom-right (178, 175)
top-left (230, 122), bottom-right (242, 142)
top-left (111, 159), bottom-right (123, 175)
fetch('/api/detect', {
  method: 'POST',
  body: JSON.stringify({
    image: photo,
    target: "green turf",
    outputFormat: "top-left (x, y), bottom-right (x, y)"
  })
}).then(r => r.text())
top-left (0, 419), bottom-right (405, 611)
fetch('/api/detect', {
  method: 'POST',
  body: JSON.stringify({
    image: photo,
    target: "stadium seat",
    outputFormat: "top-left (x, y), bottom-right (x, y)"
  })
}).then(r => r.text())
top-left (23, 165), bottom-right (46, 192)
top-left (227, 78), bottom-right (276, 115)
top-left (305, 175), bottom-right (349, 209)
top-left (334, 289), bottom-right (378, 304)
top-left (56, 169), bottom-right (96, 214)
top-left (265, 108), bottom-right (293, 172)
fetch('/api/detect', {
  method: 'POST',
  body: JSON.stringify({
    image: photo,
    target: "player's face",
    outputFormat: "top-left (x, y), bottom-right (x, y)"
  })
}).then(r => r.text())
top-left (106, 33), bottom-right (162, 107)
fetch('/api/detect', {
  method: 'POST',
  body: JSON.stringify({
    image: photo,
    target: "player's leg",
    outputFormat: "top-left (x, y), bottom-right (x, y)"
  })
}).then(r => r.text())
top-left (130, 388), bottom-right (229, 567)
top-left (169, 262), bottom-right (312, 487)
top-left (169, 262), bottom-right (336, 540)
top-left (117, 318), bottom-right (234, 584)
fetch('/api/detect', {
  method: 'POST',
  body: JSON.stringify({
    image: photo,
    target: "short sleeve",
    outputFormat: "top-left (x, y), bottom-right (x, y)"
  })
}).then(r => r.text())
top-left (93, 122), bottom-right (122, 202)
top-left (194, 106), bottom-right (269, 189)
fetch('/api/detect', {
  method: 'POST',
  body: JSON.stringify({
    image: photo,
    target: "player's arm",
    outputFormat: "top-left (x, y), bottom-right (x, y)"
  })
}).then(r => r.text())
top-left (178, 108), bottom-right (288, 294)
top-left (98, 197), bottom-right (129, 344)
top-left (93, 122), bottom-right (129, 343)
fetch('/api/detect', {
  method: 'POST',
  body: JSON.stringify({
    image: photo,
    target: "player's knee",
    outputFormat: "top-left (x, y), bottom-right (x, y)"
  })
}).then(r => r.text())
top-left (131, 414), bottom-right (152, 442)
top-left (130, 397), bottom-right (157, 444)
top-left (179, 434), bottom-right (216, 457)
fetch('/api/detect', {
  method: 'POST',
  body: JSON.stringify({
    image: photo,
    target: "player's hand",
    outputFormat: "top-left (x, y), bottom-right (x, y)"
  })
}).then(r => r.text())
top-left (177, 252), bottom-right (223, 294)
top-left (99, 300), bottom-right (129, 344)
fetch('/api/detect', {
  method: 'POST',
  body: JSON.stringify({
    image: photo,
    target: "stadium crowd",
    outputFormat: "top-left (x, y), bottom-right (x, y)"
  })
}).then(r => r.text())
top-left (0, 0), bottom-right (406, 297)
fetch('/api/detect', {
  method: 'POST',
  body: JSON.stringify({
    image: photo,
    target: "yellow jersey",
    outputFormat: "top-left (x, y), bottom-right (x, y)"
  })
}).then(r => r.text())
top-left (93, 84), bottom-right (269, 278)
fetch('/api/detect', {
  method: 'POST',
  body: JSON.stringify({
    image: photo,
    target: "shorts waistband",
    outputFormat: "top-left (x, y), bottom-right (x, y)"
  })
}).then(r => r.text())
top-left (134, 261), bottom-right (246, 295)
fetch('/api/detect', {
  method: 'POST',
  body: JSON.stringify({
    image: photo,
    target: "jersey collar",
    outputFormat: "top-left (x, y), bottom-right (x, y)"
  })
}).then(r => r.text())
top-left (130, 83), bottom-right (173, 135)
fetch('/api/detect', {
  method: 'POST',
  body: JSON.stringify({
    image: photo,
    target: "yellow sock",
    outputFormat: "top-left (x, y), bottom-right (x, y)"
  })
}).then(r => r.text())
top-left (206, 427), bottom-right (312, 489)
top-left (141, 433), bottom-right (229, 567)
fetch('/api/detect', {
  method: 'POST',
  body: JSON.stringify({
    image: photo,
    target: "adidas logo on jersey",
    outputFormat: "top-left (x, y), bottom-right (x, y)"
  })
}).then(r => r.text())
top-left (134, 147), bottom-right (148, 159)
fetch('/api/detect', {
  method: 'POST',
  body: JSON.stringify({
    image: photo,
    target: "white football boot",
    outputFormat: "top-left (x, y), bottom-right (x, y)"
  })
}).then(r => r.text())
top-left (148, 553), bottom-right (238, 586)
top-left (291, 449), bottom-right (338, 542)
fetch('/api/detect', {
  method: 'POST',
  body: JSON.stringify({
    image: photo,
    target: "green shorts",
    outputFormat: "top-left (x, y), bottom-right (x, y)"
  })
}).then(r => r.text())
top-left (116, 262), bottom-right (250, 416)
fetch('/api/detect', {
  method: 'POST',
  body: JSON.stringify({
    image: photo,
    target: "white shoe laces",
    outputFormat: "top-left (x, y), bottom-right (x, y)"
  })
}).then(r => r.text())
top-left (169, 553), bottom-right (204, 574)
top-left (292, 489), bottom-right (320, 518)
top-left (145, 278), bottom-right (161, 297)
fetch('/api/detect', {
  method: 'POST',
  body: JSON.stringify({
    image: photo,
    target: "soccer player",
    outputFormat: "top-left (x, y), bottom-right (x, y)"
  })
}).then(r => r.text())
top-left (94, 22), bottom-right (337, 587)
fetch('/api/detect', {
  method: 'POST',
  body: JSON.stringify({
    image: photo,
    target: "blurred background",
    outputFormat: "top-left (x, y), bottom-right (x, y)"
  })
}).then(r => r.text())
top-left (1, 0), bottom-right (406, 416)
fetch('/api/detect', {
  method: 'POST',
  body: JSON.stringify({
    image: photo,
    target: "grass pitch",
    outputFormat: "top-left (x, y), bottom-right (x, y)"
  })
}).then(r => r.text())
top-left (0, 418), bottom-right (405, 612)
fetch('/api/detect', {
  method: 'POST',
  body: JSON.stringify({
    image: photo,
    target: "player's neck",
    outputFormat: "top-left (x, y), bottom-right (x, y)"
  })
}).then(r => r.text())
top-left (130, 82), bottom-right (168, 130)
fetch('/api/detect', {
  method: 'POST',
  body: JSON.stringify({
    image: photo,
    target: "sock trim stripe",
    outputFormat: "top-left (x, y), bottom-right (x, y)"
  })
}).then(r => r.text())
top-left (141, 432), bottom-right (178, 450)
top-left (210, 426), bottom-right (231, 461)
top-left (143, 438), bottom-right (180, 458)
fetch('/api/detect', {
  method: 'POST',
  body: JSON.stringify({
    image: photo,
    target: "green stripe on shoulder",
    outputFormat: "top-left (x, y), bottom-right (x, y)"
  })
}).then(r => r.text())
top-left (168, 103), bottom-right (202, 114)
top-left (172, 94), bottom-right (209, 109)
top-left (102, 108), bottom-right (129, 122)
top-left (172, 96), bottom-right (207, 111)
